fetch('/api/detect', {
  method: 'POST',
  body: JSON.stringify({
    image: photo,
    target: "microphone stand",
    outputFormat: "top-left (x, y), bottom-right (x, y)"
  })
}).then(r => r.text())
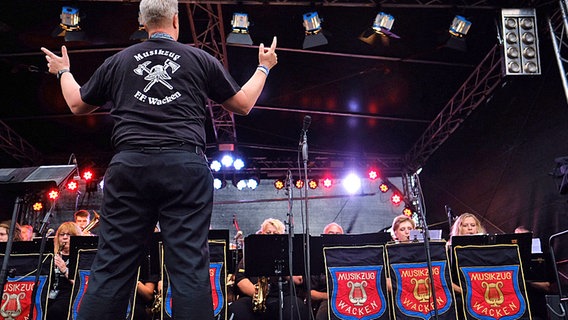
top-left (300, 129), bottom-right (313, 317)
top-left (285, 169), bottom-right (295, 320)
top-left (411, 172), bottom-right (439, 320)
top-left (0, 197), bottom-right (24, 298)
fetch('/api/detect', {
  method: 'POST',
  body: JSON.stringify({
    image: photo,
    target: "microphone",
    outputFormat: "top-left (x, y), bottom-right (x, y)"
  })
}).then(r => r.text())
top-left (233, 230), bottom-right (243, 240)
top-left (46, 228), bottom-right (55, 237)
top-left (445, 205), bottom-right (453, 220)
top-left (302, 115), bottom-right (312, 132)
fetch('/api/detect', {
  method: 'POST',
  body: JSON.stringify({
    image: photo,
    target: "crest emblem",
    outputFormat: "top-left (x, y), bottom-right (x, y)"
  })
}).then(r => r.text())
top-left (461, 265), bottom-right (526, 320)
top-left (1, 276), bottom-right (47, 320)
top-left (210, 263), bottom-right (224, 316)
top-left (329, 266), bottom-right (386, 320)
top-left (134, 59), bottom-right (181, 92)
top-left (391, 261), bottom-right (452, 319)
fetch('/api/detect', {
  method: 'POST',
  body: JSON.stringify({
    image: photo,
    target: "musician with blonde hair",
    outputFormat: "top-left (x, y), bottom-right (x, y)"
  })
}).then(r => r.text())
top-left (47, 222), bottom-right (83, 320)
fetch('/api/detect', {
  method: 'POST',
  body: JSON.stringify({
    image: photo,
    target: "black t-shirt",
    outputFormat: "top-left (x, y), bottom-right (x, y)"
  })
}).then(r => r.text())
top-left (80, 38), bottom-right (241, 149)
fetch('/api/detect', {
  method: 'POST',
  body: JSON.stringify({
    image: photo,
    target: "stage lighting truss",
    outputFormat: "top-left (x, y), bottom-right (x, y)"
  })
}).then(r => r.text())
top-left (501, 8), bottom-right (541, 76)
top-left (227, 12), bottom-right (253, 45)
top-left (52, 6), bottom-right (86, 41)
top-left (303, 11), bottom-right (328, 49)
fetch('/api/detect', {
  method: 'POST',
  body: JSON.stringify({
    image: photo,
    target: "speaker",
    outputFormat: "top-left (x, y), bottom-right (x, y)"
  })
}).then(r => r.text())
top-left (546, 295), bottom-right (567, 320)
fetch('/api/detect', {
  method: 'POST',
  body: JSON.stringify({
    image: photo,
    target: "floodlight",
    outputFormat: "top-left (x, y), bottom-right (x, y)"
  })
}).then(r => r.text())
top-left (302, 12), bottom-right (328, 49)
top-left (501, 8), bottom-right (540, 75)
top-left (445, 15), bottom-right (472, 52)
top-left (51, 6), bottom-right (86, 42)
top-left (359, 12), bottom-right (400, 46)
top-left (227, 12), bottom-right (253, 45)
top-left (213, 177), bottom-right (227, 190)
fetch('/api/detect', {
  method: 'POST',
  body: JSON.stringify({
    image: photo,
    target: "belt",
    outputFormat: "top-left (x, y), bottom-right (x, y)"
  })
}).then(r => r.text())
top-left (115, 143), bottom-right (203, 154)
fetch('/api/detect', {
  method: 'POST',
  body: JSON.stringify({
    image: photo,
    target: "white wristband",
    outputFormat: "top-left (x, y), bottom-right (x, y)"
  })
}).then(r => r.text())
top-left (257, 65), bottom-right (269, 76)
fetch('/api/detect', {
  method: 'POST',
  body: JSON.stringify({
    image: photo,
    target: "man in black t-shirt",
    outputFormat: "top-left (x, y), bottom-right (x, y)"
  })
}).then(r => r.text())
top-left (41, 0), bottom-right (277, 318)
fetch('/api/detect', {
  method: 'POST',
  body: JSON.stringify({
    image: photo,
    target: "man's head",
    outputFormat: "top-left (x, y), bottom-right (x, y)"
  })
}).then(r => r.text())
top-left (74, 210), bottom-right (90, 230)
top-left (20, 225), bottom-right (34, 241)
top-left (140, 0), bottom-right (179, 37)
top-left (323, 222), bottom-right (344, 235)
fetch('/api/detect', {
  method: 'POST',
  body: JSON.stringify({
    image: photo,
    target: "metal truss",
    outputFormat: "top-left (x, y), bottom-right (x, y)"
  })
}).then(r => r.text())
top-left (548, 0), bottom-right (568, 105)
top-left (403, 44), bottom-right (504, 173)
top-left (0, 120), bottom-right (42, 165)
top-left (186, 3), bottom-right (238, 145)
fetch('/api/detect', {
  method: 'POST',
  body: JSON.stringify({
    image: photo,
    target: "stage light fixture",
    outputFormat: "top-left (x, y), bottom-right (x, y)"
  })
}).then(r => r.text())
top-left (51, 6), bottom-right (86, 42)
top-left (274, 179), bottom-right (285, 190)
top-left (501, 8), bottom-right (541, 75)
top-left (82, 170), bottom-right (93, 181)
top-left (66, 180), bottom-right (78, 191)
top-left (368, 169), bottom-right (379, 180)
top-left (295, 179), bottom-right (304, 189)
top-left (359, 12), bottom-right (400, 46)
top-left (444, 15), bottom-right (472, 52)
top-left (221, 155), bottom-right (234, 168)
top-left (391, 193), bottom-right (402, 206)
top-left (233, 158), bottom-right (245, 171)
top-left (210, 160), bottom-right (222, 172)
top-left (379, 182), bottom-right (390, 193)
top-left (130, 13), bottom-right (148, 41)
top-left (48, 189), bottom-right (60, 200)
top-left (343, 173), bottom-right (361, 195)
top-left (308, 179), bottom-right (318, 190)
top-left (213, 177), bottom-right (227, 190)
top-left (323, 178), bottom-right (333, 188)
top-left (403, 207), bottom-right (413, 216)
top-left (227, 12), bottom-right (253, 45)
top-left (302, 12), bottom-right (328, 49)
top-left (33, 202), bottom-right (43, 211)
top-left (247, 176), bottom-right (260, 190)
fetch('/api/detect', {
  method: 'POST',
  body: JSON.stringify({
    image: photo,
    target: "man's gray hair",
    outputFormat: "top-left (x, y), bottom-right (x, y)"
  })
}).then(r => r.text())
top-left (140, 0), bottom-right (179, 28)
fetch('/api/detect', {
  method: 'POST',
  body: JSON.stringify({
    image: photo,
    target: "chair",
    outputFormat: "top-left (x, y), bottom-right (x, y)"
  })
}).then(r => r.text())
top-left (548, 229), bottom-right (568, 320)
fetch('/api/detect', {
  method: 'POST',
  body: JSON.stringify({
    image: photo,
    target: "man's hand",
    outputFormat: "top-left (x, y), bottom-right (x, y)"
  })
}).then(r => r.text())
top-left (41, 45), bottom-right (71, 75)
top-left (258, 36), bottom-right (277, 70)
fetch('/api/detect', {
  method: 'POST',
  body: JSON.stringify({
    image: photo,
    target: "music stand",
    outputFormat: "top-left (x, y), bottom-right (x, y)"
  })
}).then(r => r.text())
top-left (0, 165), bottom-right (76, 302)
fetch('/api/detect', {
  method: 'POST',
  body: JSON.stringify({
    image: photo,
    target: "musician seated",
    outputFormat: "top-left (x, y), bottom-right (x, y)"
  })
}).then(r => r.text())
top-left (73, 209), bottom-right (97, 236)
top-left (228, 218), bottom-right (309, 320)
top-left (20, 224), bottom-right (34, 241)
top-left (47, 222), bottom-right (83, 320)
top-left (0, 220), bottom-right (22, 242)
top-left (311, 222), bottom-right (344, 320)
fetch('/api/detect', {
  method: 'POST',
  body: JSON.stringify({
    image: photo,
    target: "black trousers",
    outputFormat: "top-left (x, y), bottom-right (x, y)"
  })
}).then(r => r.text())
top-left (77, 149), bottom-right (214, 320)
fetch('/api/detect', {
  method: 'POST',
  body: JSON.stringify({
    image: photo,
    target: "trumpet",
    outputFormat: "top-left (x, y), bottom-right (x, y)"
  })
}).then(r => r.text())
top-left (82, 211), bottom-right (100, 234)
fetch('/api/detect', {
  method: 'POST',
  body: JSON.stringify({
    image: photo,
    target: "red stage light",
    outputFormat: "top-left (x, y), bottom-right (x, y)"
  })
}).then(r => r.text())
top-left (295, 179), bottom-right (304, 189)
top-left (274, 179), bottom-right (285, 190)
top-left (403, 207), bottom-right (413, 216)
top-left (323, 178), bottom-right (332, 188)
top-left (33, 202), bottom-right (43, 211)
top-left (379, 183), bottom-right (389, 193)
top-left (66, 180), bottom-right (78, 191)
top-left (83, 170), bottom-right (94, 181)
top-left (391, 193), bottom-right (402, 206)
top-left (368, 169), bottom-right (379, 180)
top-left (308, 179), bottom-right (318, 189)
top-left (48, 189), bottom-right (59, 200)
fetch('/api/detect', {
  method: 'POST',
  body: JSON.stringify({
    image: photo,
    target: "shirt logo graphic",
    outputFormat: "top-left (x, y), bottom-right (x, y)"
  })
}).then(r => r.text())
top-left (134, 59), bottom-right (180, 92)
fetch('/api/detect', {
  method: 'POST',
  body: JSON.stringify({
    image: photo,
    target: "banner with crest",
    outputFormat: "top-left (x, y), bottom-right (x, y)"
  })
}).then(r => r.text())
top-left (0, 253), bottom-right (53, 320)
top-left (324, 245), bottom-right (389, 320)
top-left (161, 239), bottom-right (227, 320)
top-left (454, 244), bottom-right (531, 320)
top-left (386, 241), bottom-right (456, 320)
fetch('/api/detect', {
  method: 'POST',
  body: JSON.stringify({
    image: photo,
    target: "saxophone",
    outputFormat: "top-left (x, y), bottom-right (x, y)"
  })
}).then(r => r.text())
top-left (252, 277), bottom-right (269, 313)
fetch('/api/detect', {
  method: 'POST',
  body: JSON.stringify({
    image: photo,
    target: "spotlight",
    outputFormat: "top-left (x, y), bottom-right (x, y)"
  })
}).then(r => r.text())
top-left (368, 169), bottom-right (379, 180)
top-left (233, 158), bottom-right (245, 171)
top-left (33, 202), bottom-right (43, 211)
top-left (51, 6), bottom-right (86, 42)
top-left (359, 12), bottom-right (400, 46)
top-left (221, 155), bottom-right (234, 168)
top-left (445, 15), bottom-right (472, 52)
top-left (48, 189), bottom-right (60, 200)
top-left (308, 179), bottom-right (318, 190)
top-left (391, 193), bottom-right (402, 206)
top-left (130, 12), bottom-right (148, 41)
top-left (66, 180), bottom-right (78, 191)
top-left (323, 177), bottom-right (333, 188)
top-left (213, 178), bottom-right (227, 190)
top-left (227, 12), bottom-right (253, 45)
top-left (247, 177), bottom-right (260, 190)
top-left (403, 207), bottom-right (413, 216)
top-left (342, 173), bottom-right (361, 194)
top-left (379, 182), bottom-right (389, 193)
top-left (82, 169), bottom-right (94, 181)
top-left (501, 8), bottom-right (540, 75)
top-left (274, 179), bottom-right (285, 190)
top-left (302, 12), bottom-right (328, 49)
top-left (210, 160), bottom-right (222, 172)
top-left (295, 179), bottom-right (304, 189)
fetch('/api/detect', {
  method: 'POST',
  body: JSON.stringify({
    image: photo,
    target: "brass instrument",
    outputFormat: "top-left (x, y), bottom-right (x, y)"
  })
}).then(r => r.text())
top-left (150, 291), bottom-right (162, 314)
top-left (252, 277), bottom-right (269, 313)
top-left (82, 211), bottom-right (100, 234)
